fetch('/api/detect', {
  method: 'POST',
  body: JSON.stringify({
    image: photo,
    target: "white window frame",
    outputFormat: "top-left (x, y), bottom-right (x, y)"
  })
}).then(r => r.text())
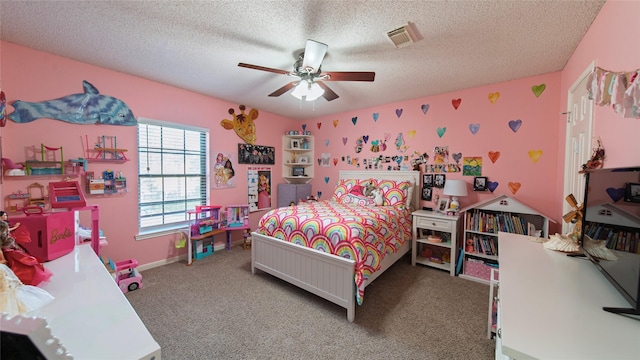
top-left (136, 118), bottom-right (210, 239)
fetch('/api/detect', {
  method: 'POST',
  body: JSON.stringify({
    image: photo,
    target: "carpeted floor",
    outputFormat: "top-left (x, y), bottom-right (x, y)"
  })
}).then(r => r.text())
top-left (127, 246), bottom-right (495, 360)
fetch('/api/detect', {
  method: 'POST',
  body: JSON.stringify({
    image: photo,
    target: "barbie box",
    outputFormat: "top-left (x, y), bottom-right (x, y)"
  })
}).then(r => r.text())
top-left (13, 210), bottom-right (75, 262)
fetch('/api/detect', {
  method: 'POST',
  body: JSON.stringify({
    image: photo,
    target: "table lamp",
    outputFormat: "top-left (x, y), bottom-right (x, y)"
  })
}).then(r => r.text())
top-left (443, 179), bottom-right (468, 211)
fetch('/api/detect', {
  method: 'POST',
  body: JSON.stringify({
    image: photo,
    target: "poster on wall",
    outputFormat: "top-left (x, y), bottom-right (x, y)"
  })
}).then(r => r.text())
top-left (238, 144), bottom-right (275, 164)
top-left (213, 151), bottom-right (236, 189)
top-left (248, 166), bottom-right (271, 212)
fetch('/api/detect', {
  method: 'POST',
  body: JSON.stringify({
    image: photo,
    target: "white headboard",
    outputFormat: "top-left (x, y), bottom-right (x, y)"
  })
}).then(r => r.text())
top-left (338, 170), bottom-right (421, 210)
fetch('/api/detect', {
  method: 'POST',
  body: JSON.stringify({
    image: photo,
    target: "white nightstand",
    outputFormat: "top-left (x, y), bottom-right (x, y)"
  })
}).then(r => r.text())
top-left (411, 210), bottom-right (461, 276)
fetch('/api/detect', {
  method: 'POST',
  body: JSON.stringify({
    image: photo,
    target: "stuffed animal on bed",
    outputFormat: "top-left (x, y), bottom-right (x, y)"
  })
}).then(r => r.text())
top-left (372, 188), bottom-right (384, 206)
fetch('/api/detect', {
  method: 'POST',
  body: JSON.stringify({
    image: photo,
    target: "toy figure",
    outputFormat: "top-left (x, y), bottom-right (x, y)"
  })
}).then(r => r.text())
top-left (465, 238), bottom-right (474, 253)
top-left (257, 174), bottom-right (270, 209)
top-left (0, 211), bottom-right (20, 232)
top-left (0, 263), bottom-right (54, 316)
top-left (0, 221), bottom-right (52, 286)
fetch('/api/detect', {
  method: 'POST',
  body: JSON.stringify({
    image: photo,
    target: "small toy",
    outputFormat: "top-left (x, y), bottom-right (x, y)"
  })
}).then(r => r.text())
top-left (466, 238), bottom-right (474, 252)
top-left (372, 188), bottom-right (384, 206)
top-left (108, 258), bottom-right (143, 293)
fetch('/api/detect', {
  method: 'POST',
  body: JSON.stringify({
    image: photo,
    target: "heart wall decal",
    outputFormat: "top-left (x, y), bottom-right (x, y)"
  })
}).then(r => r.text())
top-left (532, 84), bottom-right (546, 97)
top-left (437, 127), bottom-right (446, 138)
top-left (395, 109), bottom-right (403, 118)
top-left (421, 104), bottom-right (430, 114)
top-left (333, 119), bottom-right (339, 127)
top-left (324, 139), bottom-right (330, 146)
top-left (373, 113), bottom-right (379, 121)
top-left (351, 117), bottom-right (358, 125)
top-left (324, 177), bottom-right (330, 184)
top-left (528, 150), bottom-right (543, 163)
top-left (407, 130), bottom-right (416, 139)
top-left (342, 137), bottom-right (348, 145)
top-left (509, 119), bottom-right (522, 133)
top-left (488, 151), bottom-right (500, 163)
top-left (317, 122), bottom-right (322, 129)
top-left (302, 123), bottom-right (307, 132)
top-left (488, 92), bottom-right (500, 104)
top-left (469, 124), bottom-right (480, 135)
top-left (487, 181), bottom-right (499, 193)
top-left (452, 98), bottom-right (462, 110)
top-left (508, 182), bottom-right (521, 195)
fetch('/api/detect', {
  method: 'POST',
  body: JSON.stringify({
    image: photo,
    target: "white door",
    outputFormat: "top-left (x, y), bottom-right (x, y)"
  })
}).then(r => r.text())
top-left (563, 62), bottom-right (595, 234)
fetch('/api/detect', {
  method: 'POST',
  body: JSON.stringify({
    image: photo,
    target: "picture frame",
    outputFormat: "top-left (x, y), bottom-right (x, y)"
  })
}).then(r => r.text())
top-left (437, 198), bottom-right (450, 212)
top-left (238, 144), bottom-right (275, 164)
top-left (298, 156), bottom-right (309, 164)
top-left (624, 182), bottom-right (640, 203)
top-left (474, 176), bottom-right (488, 191)
top-left (292, 167), bottom-right (305, 177)
top-left (422, 174), bottom-right (433, 187)
top-left (434, 174), bottom-right (446, 188)
top-left (290, 139), bottom-right (301, 149)
top-left (421, 186), bottom-right (432, 201)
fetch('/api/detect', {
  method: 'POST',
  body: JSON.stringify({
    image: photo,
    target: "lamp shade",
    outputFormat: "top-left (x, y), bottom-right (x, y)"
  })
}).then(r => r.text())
top-left (443, 179), bottom-right (468, 211)
top-left (443, 180), bottom-right (468, 197)
top-left (291, 81), bottom-right (324, 101)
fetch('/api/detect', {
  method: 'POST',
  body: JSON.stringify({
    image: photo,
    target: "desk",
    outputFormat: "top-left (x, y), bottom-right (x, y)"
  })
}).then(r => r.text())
top-left (33, 245), bottom-right (161, 359)
top-left (498, 232), bottom-right (640, 359)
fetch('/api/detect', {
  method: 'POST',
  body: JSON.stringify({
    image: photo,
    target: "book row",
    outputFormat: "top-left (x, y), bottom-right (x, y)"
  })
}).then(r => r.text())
top-left (465, 210), bottom-right (536, 236)
top-left (466, 234), bottom-right (499, 256)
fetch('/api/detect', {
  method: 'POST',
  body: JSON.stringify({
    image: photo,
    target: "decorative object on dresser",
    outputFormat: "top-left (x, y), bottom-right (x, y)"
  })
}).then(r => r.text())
top-left (458, 195), bottom-right (554, 284)
top-left (411, 209), bottom-right (461, 276)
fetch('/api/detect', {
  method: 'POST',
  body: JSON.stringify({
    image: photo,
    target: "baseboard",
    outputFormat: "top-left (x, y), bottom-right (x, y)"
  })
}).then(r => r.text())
top-left (137, 243), bottom-right (230, 271)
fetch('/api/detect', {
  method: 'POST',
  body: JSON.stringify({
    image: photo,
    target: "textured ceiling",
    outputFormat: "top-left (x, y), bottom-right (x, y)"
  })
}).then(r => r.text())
top-left (0, 0), bottom-right (605, 120)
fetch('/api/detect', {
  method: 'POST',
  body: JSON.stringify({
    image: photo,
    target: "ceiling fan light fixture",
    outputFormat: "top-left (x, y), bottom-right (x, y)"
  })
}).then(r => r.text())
top-left (291, 81), bottom-right (324, 101)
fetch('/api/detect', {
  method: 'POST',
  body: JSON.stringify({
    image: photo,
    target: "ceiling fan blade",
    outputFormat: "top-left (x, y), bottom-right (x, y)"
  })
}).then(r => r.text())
top-left (301, 39), bottom-right (328, 72)
top-left (322, 71), bottom-right (375, 82)
top-left (268, 82), bottom-right (297, 97)
top-left (238, 63), bottom-right (289, 75)
top-left (316, 81), bottom-right (339, 101)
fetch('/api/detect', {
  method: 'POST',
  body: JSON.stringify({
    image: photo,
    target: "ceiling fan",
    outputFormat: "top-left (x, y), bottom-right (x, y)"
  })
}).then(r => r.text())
top-left (238, 39), bottom-right (375, 102)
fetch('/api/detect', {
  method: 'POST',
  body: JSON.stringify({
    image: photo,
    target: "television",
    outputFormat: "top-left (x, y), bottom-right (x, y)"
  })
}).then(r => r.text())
top-left (580, 166), bottom-right (640, 319)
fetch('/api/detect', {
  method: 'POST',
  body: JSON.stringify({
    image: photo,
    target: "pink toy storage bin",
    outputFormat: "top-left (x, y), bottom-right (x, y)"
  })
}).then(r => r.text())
top-left (463, 259), bottom-right (495, 281)
top-left (12, 208), bottom-right (75, 262)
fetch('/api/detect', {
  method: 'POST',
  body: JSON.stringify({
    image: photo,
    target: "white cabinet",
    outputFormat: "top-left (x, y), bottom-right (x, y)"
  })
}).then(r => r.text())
top-left (459, 195), bottom-right (553, 284)
top-left (411, 210), bottom-right (461, 276)
top-left (282, 135), bottom-right (314, 184)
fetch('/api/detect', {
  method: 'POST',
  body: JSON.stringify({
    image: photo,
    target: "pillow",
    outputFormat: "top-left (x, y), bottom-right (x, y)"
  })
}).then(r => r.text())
top-left (331, 178), bottom-right (376, 203)
top-left (340, 193), bottom-right (375, 206)
top-left (376, 179), bottom-right (412, 207)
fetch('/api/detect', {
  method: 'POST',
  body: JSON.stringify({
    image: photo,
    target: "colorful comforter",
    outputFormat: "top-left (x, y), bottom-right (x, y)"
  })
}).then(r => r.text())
top-left (257, 200), bottom-right (412, 304)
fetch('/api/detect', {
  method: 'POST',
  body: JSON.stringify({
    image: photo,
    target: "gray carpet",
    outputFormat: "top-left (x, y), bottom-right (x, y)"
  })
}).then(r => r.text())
top-left (127, 246), bottom-right (495, 360)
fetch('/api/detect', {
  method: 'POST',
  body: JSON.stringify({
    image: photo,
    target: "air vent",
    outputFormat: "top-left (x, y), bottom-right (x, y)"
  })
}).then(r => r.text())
top-left (386, 23), bottom-right (417, 48)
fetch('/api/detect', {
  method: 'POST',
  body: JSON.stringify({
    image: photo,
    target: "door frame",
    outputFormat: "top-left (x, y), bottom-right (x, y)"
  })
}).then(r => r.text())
top-left (562, 61), bottom-right (595, 234)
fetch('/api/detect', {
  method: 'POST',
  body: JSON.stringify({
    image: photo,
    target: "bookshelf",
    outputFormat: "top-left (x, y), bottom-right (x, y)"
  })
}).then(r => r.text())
top-left (459, 195), bottom-right (554, 284)
top-left (282, 134), bottom-right (314, 184)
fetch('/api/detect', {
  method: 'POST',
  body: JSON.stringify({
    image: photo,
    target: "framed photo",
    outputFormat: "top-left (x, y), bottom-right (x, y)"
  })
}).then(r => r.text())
top-left (624, 182), bottom-right (640, 203)
top-left (298, 156), bottom-right (309, 164)
top-left (292, 167), bottom-right (305, 176)
top-left (437, 198), bottom-right (450, 212)
top-left (474, 176), bottom-right (488, 191)
top-left (238, 144), bottom-right (275, 164)
top-left (290, 139), bottom-right (301, 149)
top-left (422, 174), bottom-right (433, 187)
top-left (434, 174), bottom-right (446, 188)
top-left (421, 186), bottom-right (433, 201)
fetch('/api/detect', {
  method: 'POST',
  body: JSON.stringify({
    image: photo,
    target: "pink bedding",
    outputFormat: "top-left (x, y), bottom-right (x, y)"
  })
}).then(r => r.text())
top-left (256, 200), bottom-right (412, 304)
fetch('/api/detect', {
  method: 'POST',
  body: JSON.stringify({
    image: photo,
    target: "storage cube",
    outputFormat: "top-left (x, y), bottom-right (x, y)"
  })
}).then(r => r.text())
top-left (13, 210), bottom-right (75, 262)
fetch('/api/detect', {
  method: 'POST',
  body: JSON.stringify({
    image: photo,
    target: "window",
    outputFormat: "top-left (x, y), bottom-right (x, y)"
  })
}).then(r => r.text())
top-left (138, 119), bottom-right (209, 233)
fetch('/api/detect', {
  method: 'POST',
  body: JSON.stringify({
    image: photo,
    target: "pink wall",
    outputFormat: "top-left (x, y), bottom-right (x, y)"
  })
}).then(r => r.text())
top-left (1, 0), bottom-right (638, 265)
top-left (558, 1), bottom-right (640, 174)
top-left (0, 41), bottom-right (292, 265)
top-left (308, 73), bottom-right (561, 225)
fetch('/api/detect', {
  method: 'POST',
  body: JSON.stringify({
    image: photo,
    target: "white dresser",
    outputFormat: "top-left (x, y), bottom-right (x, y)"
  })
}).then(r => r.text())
top-left (497, 232), bottom-right (639, 359)
top-left (32, 245), bottom-right (161, 359)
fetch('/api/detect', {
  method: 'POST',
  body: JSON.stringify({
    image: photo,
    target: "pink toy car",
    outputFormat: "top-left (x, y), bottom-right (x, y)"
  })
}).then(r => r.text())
top-left (108, 258), bottom-right (143, 293)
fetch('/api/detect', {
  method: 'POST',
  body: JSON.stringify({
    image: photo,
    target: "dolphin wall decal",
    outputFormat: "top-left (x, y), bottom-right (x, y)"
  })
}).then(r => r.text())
top-left (8, 80), bottom-right (136, 126)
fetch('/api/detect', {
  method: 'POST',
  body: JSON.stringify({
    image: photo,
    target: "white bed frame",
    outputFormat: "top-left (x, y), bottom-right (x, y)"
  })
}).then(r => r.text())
top-left (251, 170), bottom-right (420, 322)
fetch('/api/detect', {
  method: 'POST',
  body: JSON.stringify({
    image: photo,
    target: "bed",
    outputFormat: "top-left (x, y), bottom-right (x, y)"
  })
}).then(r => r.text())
top-left (251, 170), bottom-right (420, 322)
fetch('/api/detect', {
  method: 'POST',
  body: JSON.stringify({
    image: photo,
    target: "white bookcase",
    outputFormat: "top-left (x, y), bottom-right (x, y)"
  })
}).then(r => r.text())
top-left (282, 134), bottom-right (314, 184)
top-left (459, 195), bottom-right (554, 284)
